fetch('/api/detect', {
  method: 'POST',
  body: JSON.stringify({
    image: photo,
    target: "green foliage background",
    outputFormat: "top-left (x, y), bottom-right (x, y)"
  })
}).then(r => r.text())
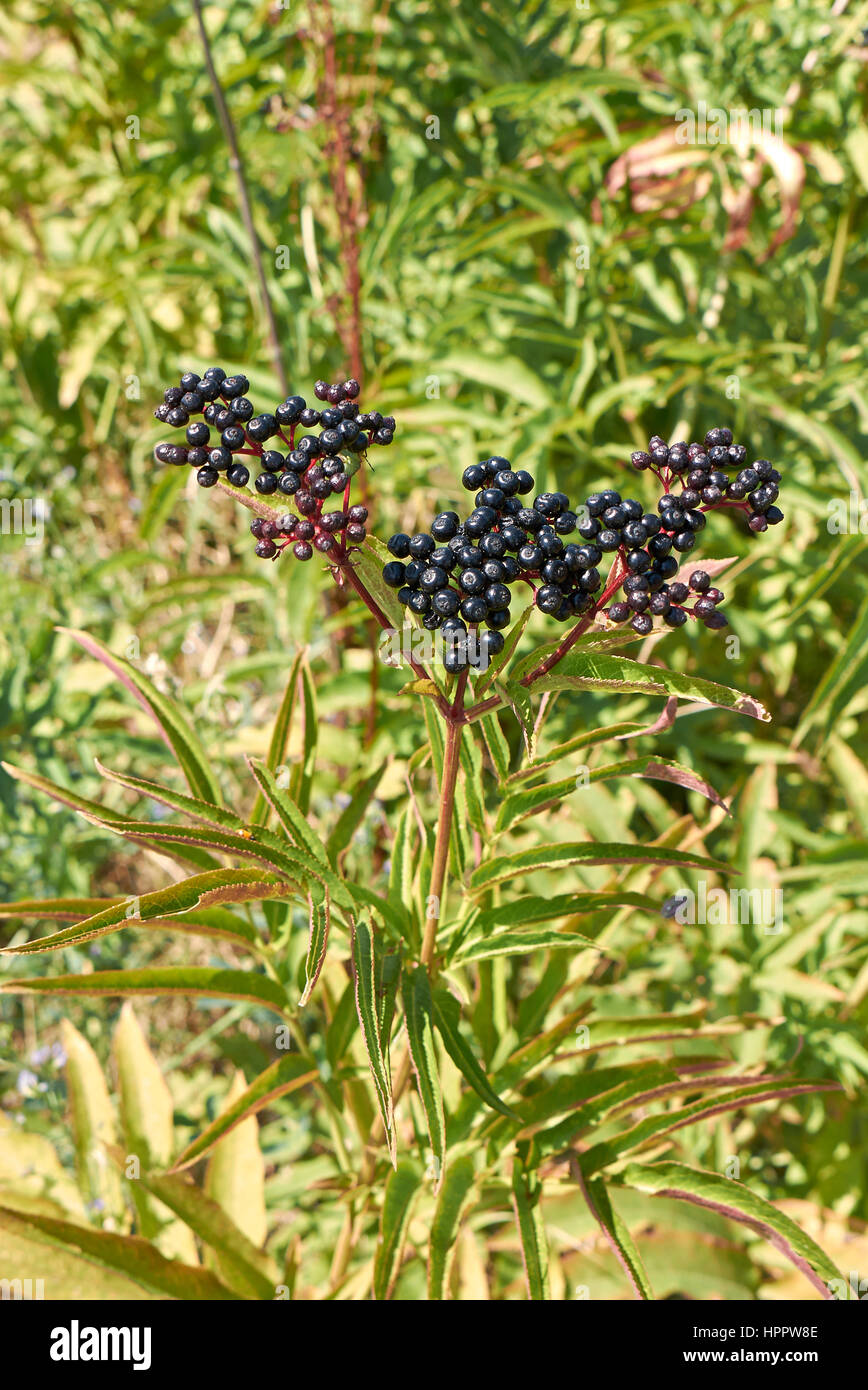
top-left (0, 0), bottom-right (866, 1299)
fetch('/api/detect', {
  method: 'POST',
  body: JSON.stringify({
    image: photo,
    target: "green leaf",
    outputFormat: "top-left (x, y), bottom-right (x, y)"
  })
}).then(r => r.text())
top-left (125, 1164), bottom-right (278, 1301)
top-left (172, 1055), bottom-right (317, 1171)
top-left (454, 925), bottom-right (610, 965)
top-left (478, 711), bottom-right (511, 783)
top-left (373, 1161), bottom-right (423, 1300)
top-left (495, 757), bottom-right (728, 832)
top-left (578, 1173), bottom-right (653, 1300)
top-left (0, 1205), bottom-right (240, 1300)
top-left (290, 659), bottom-right (318, 815)
top-left (430, 987), bottom-right (516, 1118)
top-left (494, 676), bottom-right (536, 757)
top-left (2, 967), bottom-right (290, 1018)
top-left (458, 890), bottom-right (657, 941)
top-left (618, 1161), bottom-right (843, 1299)
top-left (402, 967), bottom-right (446, 1190)
top-left (351, 915), bottom-right (395, 1162)
top-left (250, 649), bottom-right (304, 827)
top-left (325, 761), bottom-right (387, 864)
top-left (470, 841), bottom-right (733, 892)
top-left (0, 762), bottom-right (218, 873)
top-left (246, 757), bottom-right (328, 866)
top-left (300, 888), bottom-right (330, 1006)
top-left (511, 1151), bottom-right (549, 1300)
top-left (58, 627), bottom-right (223, 803)
top-left (532, 651), bottom-right (771, 722)
top-left (1, 870), bottom-right (275, 955)
top-left (580, 1079), bottom-right (840, 1177)
top-left (427, 1153), bottom-right (477, 1300)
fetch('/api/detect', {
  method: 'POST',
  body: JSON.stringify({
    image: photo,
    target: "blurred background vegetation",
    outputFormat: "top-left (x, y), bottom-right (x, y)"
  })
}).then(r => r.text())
top-left (1, 0), bottom-right (867, 1297)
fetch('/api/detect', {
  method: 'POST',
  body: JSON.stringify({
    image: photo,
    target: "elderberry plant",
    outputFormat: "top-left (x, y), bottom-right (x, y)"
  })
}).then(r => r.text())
top-left (0, 368), bottom-right (843, 1304)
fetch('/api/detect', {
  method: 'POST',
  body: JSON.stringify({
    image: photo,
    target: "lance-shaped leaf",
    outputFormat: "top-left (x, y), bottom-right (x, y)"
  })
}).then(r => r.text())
top-left (373, 1161), bottom-right (423, 1300)
top-left (205, 1072), bottom-right (267, 1289)
top-left (61, 1019), bottom-right (123, 1220)
top-left (172, 1055), bottom-right (317, 1171)
top-left (1, 870), bottom-right (281, 955)
top-left (0, 1205), bottom-right (240, 1300)
top-left (575, 1170), bottom-right (652, 1300)
top-left (456, 890), bottom-right (657, 941)
top-left (58, 626), bottom-right (223, 803)
top-left (0, 762), bottom-right (218, 872)
top-left (431, 987), bottom-right (516, 1119)
top-left (579, 1078), bottom-right (842, 1177)
top-left (325, 760), bottom-right (387, 865)
top-left (402, 967), bottom-right (446, 1190)
top-left (376, 946), bottom-right (403, 1079)
top-left (113, 1005), bottom-right (198, 1266)
top-left (454, 925), bottom-right (611, 965)
top-left (351, 915), bottom-right (395, 1163)
top-left (495, 757), bottom-right (729, 832)
top-left (300, 888), bottom-right (330, 1006)
top-left (246, 757), bottom-right (328, 866)
top-left (94, 759), bottom-right (253, 834)
top-left (618, 1161), bottom-right (843, 1299)
top-left (250, 648), bottom-right (304, 826)
top-left (494, 676), bottom-right (535, 757)
top-left (478, 710), bottom-right (510, 783)
top-left (115, 1161), bottom-right (279, 1301)
top-left (1, 967), bottom-right (290, 1018)
top-left (427, 1153), bottom-right (477, 1300)
top-left (471, 841), bottom-right (733, 892)
top-left (291, 659), bottom-right (317, 815)
top-left (511, 1150), bottom-right (549, 1300)
top-left (531, 650), bottom-right (771, 722)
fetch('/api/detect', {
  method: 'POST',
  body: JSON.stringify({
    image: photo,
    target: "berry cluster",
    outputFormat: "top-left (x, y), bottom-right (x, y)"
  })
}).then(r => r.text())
top-left (630, 427), bottom-right (783, 533)
top-left (153, 370), bottom-right (395, 560)
top-left (382, 427), bottom-right (783, 665)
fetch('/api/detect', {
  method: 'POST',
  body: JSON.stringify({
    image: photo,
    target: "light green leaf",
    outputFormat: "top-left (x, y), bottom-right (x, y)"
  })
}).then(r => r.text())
top-left (373, 1160), bottom-right (423, 1300)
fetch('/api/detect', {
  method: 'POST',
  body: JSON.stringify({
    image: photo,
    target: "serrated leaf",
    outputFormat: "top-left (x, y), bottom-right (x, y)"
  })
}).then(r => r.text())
top-left (578, 1173), bottom-right (653, 1300)
top-left (618, 1161), bottom-right (843, 1298)
top-left (431, 987), bottom-right (516, 1118)
top-left (246, 757), bottom-right (328, 866)
top-left (532, 652), bottom-right (771, 722)
top-left (351, 915), bottom-right (395, 1162)
top-left (402, 967), bottom-right (446, 1191)
top-left (124, 1163), bottom-right (278, 1301)
top-left (299, 888), bottom-right (330, 1006)
top-left (454, 925), bottom-right (610, 965)
top-left (58, 627), bottom-right (222, 803)
top-left (470, 841), bottom-right (733, 892)
top-left (172, 1055), bottom-right (317, 1170)
top-left (2, 967), bottom-right (289, 1018)
top-left (1, 870), bottom-right (276, 955)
